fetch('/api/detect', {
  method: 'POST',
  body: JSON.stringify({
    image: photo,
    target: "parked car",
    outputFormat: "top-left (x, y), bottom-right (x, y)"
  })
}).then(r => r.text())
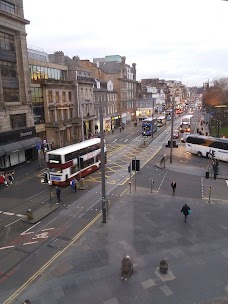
top-left (173, 130), bottom-right (179, 138)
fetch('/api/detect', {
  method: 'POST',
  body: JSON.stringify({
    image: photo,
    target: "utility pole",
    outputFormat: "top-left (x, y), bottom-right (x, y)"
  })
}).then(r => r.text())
top-left (170, 90), bottom-right (175, 164)
top-left (99, 101), bottom-right (107, 223)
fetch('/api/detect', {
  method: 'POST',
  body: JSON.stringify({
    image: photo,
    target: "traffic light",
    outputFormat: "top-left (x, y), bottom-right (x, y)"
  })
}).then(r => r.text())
top-left (211, 150), bottom-right (215, 159)
top-left (132, 159), bottom-right (140, 171)
top-left (213, 162), bottom-right (219, 180)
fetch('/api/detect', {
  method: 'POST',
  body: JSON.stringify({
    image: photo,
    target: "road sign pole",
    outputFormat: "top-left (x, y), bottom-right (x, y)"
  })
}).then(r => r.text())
top-left (134, 156), bottom-right (137, 191)
top-left (129, 162), bottom-right (132, 194)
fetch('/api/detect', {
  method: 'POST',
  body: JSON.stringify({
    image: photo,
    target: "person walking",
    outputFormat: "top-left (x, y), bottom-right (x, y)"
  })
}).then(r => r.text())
top-left (121, 255), bottom-right (133, 281)
top-left (55, 186), bottom-right (61, 204)
top-left (180, 203), bottom-right (191, 223)
top-left (70, 178), bottom-right (76, 193)
top-left (171, 181), bottom-right (176, 195)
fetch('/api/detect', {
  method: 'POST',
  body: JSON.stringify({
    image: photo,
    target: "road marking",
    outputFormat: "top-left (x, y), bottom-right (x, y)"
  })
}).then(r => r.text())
top-left (158, 171), bottom-right (168, 191)
top-left (2, 212), bottom-right (15, 216)
top-left (4, 218), bottom-right (22, 228)
top-left (226, 180), bottom-right (228, 187)
top-left (3, 212), bottom-right (102, 304)
top-left (23, 241), bottom-right (38, 246)
top-left (120, 187), bottom-right (129, 196)
top-left (201, 177), bottom-right (204, 198)
top-left (0, 245), bottom-right (15, 251)
top-left (41, 228), bottom-right (55, 232)
top-left (16, 214), bottom-right (25, 217)
top-left (20, 221), bottom-right (41, 236)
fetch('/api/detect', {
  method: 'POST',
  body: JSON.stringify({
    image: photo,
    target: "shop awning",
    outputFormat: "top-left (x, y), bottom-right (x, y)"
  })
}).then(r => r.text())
top-left (2, 142), bottom-right (24, 155)
top-left (20, 137), bottom-right (42, 150)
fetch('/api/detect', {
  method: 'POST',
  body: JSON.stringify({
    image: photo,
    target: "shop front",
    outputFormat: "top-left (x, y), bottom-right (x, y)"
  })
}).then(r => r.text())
top-left (104, 117), bottom-right (111, 132)
top-left (111, 115), bottom-right (121, 129)
top-left (0, 127), bottom-right (41, 170)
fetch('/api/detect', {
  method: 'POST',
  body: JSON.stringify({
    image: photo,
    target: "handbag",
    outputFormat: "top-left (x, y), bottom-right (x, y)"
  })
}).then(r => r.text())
top-left (188, 210), bottom-right (191, 215)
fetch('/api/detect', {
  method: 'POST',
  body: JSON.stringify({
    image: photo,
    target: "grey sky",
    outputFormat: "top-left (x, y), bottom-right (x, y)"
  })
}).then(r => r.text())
top-left (23, 0), bottom-right (228, 87)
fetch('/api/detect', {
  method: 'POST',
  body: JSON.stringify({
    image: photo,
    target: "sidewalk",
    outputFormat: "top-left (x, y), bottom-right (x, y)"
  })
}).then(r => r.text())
top-left (15, 191), bottom-right (228, 303)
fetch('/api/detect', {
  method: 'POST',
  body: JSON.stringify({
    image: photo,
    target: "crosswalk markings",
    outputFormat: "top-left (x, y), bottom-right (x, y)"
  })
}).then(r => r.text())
top-left (0, 211), bottom-right (24, 218)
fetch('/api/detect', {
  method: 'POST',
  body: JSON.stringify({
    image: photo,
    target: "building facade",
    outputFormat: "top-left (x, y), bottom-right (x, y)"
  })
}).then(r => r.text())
top-left (93, 55), bottom-right (137, 124)
top-left (0, 0), bottom-right (41, 169)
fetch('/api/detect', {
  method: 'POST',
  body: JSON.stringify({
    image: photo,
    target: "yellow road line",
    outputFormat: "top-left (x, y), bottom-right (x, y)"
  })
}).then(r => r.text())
top-left (3, 212), bottom-right (102, 304)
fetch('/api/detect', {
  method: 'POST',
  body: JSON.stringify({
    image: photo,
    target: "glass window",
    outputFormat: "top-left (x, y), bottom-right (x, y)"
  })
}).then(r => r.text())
top-left (69, 108), bottom-right (73, 119)
top-left (31, 87), bottom-right (43, 105)
top-left (57, 109), bottom-right (62, 121)
top-left (63, 109), bottom-right (68, 120)
top-left (56, 91), bottom-right (59, 102)
top-left (68, 91), bottom-right (72, 102)
top-left (33, 105), bottom-right (45, 124)
top-left (49, 110), bottom-right (55, 122)
top-left (3, 88), bottom-right (19, 102)
top-left (62, 92), bottom-right (66, 102)
top-left (0, 60), bottom-right (17, 77)
top-left (48, 91), bottom-right (53, 102)
top-left (0, 31), bottom-right (14, 51)
top-left (56, 69), bottom-right (60, 80)
top-left (0, 0), bottom-right (15, 14)
top-left (10, 114), bottom-right (26, 129)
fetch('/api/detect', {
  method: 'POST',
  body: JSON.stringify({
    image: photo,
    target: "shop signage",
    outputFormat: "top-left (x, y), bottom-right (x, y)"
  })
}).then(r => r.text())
top-left (0, 127), bottom-right (36, 144)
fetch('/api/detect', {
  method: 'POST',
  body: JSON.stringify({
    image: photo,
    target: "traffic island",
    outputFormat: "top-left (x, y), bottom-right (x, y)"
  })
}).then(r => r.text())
top-left (22, 204), bottom-right (60, 224)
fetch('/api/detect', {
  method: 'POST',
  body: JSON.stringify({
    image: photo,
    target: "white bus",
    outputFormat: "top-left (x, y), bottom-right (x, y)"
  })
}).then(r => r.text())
top-left (181, 114), bottom-right (193, 127)
top-left (46, 138), bottom-right (107, 186)
top-left (157, 115), bottom-right (166, 127)
top-left (186, 135), bottom-right (228, 162)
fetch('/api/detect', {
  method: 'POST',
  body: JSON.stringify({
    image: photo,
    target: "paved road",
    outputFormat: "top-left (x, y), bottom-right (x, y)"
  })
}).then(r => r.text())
top-left (1, 112), bottom-right (228, 303)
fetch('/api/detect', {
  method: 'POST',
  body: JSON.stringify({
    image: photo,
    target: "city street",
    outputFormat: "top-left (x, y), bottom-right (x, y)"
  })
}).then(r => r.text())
top-left (1, 114), bottom-right (228, 303)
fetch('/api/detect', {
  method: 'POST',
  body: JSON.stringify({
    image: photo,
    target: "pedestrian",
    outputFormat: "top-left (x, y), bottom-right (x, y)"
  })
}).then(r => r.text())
top-left (55, 186), bottom-right (61, 204)
top-left (70, 178), bottom-right (76, 193)
top-left (74, 178), bottom-right (77, 192)
top-left (8, 172), bottom-right (14, 185)
top-left (23, 300), bottom-right (31, 304)
top-left (119, 126), bottom-right (122, 133)
top-left (180, 203), bottom-right (191, 223)
top-left (171, 181), bottom-right (176, 195)
top-left (121, 255), bottom-right (133, 281)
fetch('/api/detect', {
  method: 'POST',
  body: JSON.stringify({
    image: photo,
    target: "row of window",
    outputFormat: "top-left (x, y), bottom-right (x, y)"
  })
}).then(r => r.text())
top-left (80, 87), bottom-right (93, 98)
top-left (0, 60), bottom-right (17, 77)
top-left (0, 31), bottom-right (15, 51)
top-left (0, 0), bottom-right (15, 14)
top-left (94, 105), bottom-right (117, 117)
top-left (3, 88), bottom-right (19, 102)
top-left (64, 143), bottom-right (101, 162)
top-left (121, 92), bottom-right (135, 100)
top-left (29, 65), bottom-right (67, 82)
top-left (94, 93), bottom-right (116, 103)
top-left (49, 108), bottom-right (74, 122)
top-left (121, 82), bottom-right (135, 89)
top-left (48, 90), bottom-right (72, 103)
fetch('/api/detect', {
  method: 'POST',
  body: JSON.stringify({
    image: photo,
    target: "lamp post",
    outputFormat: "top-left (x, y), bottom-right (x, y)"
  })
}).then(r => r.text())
top-left (80, 98), bottom-right (85, 141)
top-left (99, 100), bottom-right (107, 223)
top-left (170, 90), bottom-right (175, 164)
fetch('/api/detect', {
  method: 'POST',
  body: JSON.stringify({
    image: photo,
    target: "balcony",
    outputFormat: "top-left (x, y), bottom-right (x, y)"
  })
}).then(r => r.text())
top-left (32, 79), bottom-right (72, 86)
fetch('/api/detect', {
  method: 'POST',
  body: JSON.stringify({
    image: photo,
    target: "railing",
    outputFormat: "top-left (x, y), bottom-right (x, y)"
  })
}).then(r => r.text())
top-left (77, 76), bottom-right (95, 83)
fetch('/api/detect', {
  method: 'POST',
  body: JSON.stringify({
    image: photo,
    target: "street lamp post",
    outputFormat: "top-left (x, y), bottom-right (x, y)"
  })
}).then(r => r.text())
top-left (99, 101), bottom-right (107, 223)
top-left (170, 92), bottom-right (175, 164)
top-left (80, 99), bottom-right (85, 141)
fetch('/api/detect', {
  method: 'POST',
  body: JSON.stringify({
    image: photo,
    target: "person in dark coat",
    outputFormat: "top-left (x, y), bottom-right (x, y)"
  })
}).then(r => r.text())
top-left (181, 204), bottom-right (191, 222)
top-left (171, 181), bottom-right (176, 195)
top-left (55, 186), bottom-right (61, 204)
top-left (121, 255), bottom-right (133, 281)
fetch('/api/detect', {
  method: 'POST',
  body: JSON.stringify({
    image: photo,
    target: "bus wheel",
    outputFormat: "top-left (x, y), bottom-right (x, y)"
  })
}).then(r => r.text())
top-left (197, 151), bottom-right (202, 157)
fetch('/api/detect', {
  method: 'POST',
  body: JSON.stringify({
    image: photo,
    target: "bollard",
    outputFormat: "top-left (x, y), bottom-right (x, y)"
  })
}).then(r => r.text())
top-left (27, 209), bottom-right (33, 220)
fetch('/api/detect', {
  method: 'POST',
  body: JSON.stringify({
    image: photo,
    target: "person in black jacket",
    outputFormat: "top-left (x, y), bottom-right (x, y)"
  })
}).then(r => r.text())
top-left (171, 181), bottom-right (176, 195)
top-left (181, 204), bottom-right (191, 222)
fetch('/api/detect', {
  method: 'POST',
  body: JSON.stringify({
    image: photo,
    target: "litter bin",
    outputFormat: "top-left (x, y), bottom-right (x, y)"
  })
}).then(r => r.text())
top-left (134, 122), bottom-right (137, 127)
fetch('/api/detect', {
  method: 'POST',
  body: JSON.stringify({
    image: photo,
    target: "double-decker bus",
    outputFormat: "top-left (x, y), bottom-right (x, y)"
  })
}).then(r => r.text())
top-left (181, 114), bottom-right (193, 127)
top-left (46, 138), bottom-right (107, 186)
top-left (157, 115), bottom-right (166, 127)
top-left (142, 118), bottom-right (157, 136)
top-left (186, 135), bottom-right (228, 162)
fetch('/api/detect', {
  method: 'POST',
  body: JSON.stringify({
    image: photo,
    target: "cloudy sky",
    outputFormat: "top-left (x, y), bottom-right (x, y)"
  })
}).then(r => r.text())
top-left (23, 0), bottom-right (228, 87)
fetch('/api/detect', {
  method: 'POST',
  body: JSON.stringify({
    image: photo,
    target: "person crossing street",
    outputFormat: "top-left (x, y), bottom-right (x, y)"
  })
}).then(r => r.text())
top-left (171, 181), bottom-right (176, 195)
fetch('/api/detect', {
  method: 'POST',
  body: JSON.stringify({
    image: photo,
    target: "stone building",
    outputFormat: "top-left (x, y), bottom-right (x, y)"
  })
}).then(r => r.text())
top-left (79, 59), bottom-right (118, 130)
top-left (28, 49), bottom-right (75, 148)
top-left (93, 55), bottom-right (137, 124)
top-left (0, 0), bottom-right (40, 169)
top-left (49, 53), bottom-right (96, 141)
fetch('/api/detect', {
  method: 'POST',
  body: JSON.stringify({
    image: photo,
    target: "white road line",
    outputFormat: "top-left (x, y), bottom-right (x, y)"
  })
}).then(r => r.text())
top-left (0, 211), bottom-right (3, 214)
top-left (201, 177), bottom-right (204, 198)
top-left (41, 228), bottom-right (55, 232)
top-left (20, 221), bottom-right (41, 235)
top-left (3, 212), bottom-right (15, 216)
top-left (5, 217), bottom-right (22, 227)
top-left (226, 180), bottom-right (228, 187)
top-left (16, 214), bottom-right (25, 217)
top-left (158, 171), bottom-right (168, 191)
top-left (23, 241), bottom-right (38, 246)
top-left (0, 245), bottom-right (15, 250)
